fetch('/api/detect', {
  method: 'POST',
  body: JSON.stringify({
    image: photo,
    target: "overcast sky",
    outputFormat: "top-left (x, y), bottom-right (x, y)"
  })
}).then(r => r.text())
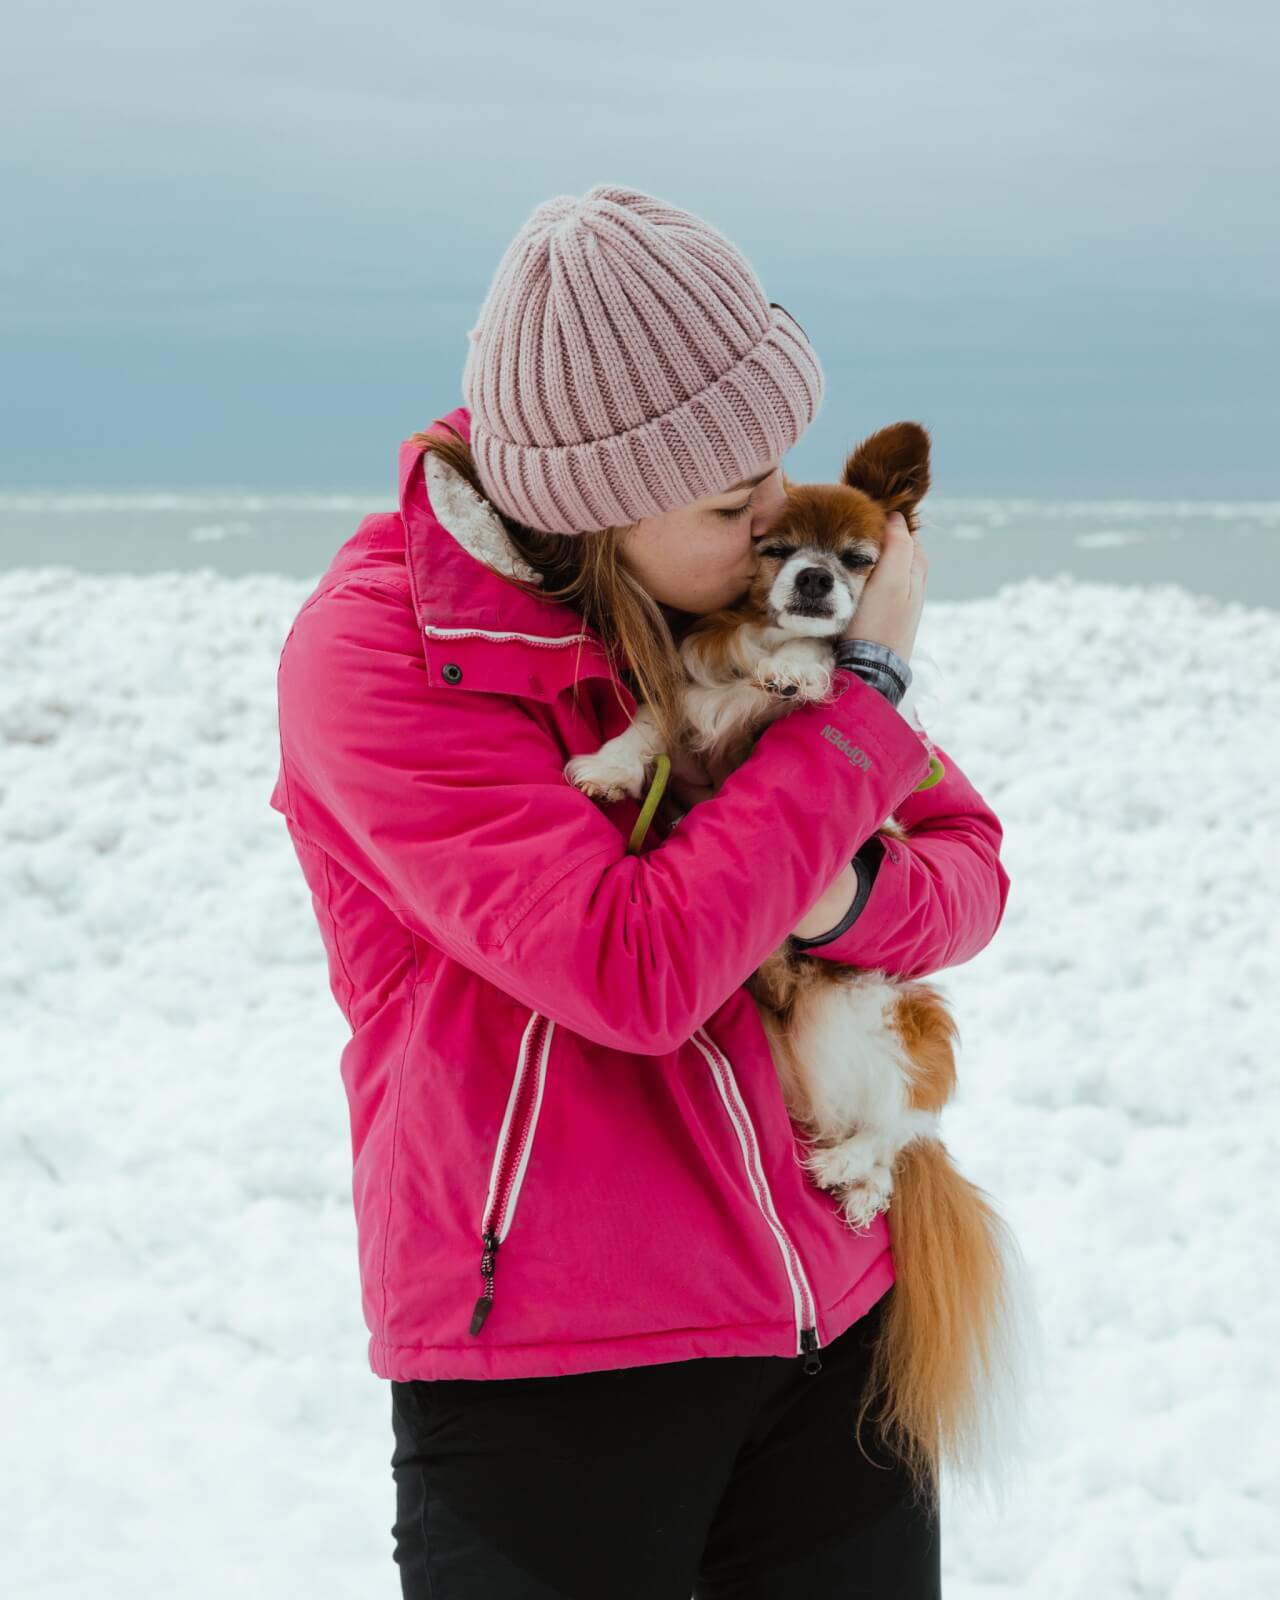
top-left (3, 0), bottom-right (1276, 495)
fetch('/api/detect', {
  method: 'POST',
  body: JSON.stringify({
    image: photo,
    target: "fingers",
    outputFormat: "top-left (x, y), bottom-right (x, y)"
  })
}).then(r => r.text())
top-left (880, 509), bottom-right (910, 560)
top-left (880, 510), bottom-right (928, 588)
top-left (867, 511), bottom-right (911, 588)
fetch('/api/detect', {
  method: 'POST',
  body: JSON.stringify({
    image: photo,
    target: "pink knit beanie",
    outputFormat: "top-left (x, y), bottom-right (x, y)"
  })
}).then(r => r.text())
top-left (461, 183), bottom-right (825, 535)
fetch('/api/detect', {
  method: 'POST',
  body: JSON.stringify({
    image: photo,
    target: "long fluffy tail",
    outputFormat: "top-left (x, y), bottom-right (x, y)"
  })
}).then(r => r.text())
top-left (853, 1140), bottom-right (1044, 1519)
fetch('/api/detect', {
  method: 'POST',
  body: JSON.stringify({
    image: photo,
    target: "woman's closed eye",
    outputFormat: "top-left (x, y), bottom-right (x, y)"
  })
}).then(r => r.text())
top-left (715, 491), bottom-right (755, 521)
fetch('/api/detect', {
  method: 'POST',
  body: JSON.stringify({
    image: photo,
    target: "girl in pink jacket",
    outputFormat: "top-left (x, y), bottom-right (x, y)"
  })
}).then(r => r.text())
top-left (270, 184), bottom-right (1009, 1598)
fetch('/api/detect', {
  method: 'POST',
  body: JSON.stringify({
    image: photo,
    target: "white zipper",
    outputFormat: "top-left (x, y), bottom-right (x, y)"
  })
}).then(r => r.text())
top-left (691, 1024), bottom-right (823, 1370)
top-left (469, 1009), bottom-right (554, 1334)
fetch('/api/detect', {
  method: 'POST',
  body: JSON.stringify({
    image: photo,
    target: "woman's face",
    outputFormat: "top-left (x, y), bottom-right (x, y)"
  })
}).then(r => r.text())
top-left (617, 458), bottom-right (788, 617)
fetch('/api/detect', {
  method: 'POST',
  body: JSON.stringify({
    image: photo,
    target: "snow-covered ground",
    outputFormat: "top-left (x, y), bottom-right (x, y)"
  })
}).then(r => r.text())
top-left (2, 564), bottom-right (1276, 1597)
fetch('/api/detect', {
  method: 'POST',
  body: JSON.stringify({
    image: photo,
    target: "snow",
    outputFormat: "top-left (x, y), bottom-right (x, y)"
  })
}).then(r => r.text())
top-left (2, 562), bottom-right (1276, 1596)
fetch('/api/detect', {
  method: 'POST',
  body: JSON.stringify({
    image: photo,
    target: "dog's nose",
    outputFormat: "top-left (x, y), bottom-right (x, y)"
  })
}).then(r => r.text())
top-left (793, 567), bottom-right (834, 599)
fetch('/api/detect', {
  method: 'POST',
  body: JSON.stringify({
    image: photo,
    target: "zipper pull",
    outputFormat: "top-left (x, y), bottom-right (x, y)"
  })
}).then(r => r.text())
top-left (469, 1230), bottom-right (499, 1335)
top-left (800, 1326), bottom-right (823, 1375)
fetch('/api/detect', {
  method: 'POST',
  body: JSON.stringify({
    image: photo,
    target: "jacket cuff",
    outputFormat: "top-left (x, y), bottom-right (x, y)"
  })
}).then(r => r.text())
top-left (788, 833), bottom-right (887, 949)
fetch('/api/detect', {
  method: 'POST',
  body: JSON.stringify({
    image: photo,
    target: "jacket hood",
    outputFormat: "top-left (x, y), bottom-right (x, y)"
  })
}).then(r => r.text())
top-left (399, 406), bottom-right (629, 706)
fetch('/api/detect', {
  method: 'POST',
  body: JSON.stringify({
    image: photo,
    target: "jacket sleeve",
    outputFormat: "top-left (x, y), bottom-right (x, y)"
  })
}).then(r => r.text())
top-left (272, 577), bottom-right (935, 1055)
top-left (786, 741), bottom-right (1011, 978)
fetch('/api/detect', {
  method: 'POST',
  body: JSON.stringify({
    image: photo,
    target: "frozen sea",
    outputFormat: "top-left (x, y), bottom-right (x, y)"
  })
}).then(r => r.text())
top-left (1, 519), bottom-right (1278, 1593)
top-left (0, 491), bottom-right (1278, 606)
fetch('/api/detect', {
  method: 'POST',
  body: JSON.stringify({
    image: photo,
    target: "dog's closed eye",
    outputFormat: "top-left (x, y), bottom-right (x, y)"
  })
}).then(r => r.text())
top-left (752, 540), bottom-right (794, 560)
top-left (839, 548), bottom-right (877, 571)
top-left (754, 538), bottom-right (874, 574)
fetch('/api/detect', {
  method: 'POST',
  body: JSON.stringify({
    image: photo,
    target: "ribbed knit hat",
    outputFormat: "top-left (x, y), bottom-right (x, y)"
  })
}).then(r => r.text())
top-left (461, 183), bottom-right (824, 535)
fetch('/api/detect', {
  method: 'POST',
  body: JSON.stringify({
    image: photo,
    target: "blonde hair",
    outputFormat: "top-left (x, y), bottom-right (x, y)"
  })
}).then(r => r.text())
top-left (411, 422), bottom-right (691, 750)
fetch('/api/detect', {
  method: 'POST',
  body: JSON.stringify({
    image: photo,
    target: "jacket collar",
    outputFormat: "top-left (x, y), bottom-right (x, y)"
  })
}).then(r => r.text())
top-left (399, 406), bottom-right (635, 708)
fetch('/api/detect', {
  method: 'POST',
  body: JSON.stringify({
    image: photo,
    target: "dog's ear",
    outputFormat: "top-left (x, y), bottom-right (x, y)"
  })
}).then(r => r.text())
top-left (841, 422), bottom-right (932, 533)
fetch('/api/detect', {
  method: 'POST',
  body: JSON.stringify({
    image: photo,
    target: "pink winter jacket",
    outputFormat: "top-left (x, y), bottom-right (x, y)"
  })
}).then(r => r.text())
top-left (268, 405), bottom-right (1011, 1382)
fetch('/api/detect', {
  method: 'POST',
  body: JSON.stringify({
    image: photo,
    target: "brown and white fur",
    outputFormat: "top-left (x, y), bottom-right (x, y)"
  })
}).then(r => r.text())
top-left (566, 423), bottom-right (1037, 1514)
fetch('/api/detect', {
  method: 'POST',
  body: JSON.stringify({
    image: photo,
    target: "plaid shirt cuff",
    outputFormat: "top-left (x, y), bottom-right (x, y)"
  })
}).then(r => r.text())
top-left (832, 638), bottom-right (912, 708)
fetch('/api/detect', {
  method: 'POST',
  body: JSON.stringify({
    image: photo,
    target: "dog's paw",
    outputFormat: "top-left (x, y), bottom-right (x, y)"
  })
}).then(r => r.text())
top-left (752, 651), bottom-right (832, 702)
top-left (837, 1174), bottom-right (894, 1232)
top-left (803, 1138), bottom-right (870, 1192)
top-left (802, 1138), bottom-right (894, 1232)
top-left (564, 751), bottom-right (647, 802)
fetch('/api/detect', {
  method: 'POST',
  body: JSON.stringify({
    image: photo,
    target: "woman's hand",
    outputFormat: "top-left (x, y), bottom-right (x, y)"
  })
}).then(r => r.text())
top-left (790, 861), bottom-right (860, 940)
top-left (841, 510), bottom-right (927, 662)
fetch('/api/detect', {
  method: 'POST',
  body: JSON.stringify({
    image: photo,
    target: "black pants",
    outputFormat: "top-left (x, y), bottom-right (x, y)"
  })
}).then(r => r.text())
top-left (389, 1287), bottom-right (940, 1598)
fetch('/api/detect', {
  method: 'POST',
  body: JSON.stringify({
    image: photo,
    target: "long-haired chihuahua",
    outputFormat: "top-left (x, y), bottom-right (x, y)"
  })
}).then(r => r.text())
top-left (566, 422), bottom-right (1036, 1515)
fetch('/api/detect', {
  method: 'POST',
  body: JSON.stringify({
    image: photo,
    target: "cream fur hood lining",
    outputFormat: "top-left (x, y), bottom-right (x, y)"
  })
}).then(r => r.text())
top-left (424, 451), bottom-right (545, 588)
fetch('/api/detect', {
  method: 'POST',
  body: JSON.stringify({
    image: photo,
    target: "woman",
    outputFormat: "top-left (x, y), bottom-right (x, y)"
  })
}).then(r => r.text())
top-left (269, 184), bottom-right (1009, 1597)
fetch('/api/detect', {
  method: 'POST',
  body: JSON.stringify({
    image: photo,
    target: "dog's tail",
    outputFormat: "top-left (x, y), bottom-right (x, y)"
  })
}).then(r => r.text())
top-left (858, 1141), bottom-right (1043, 1520)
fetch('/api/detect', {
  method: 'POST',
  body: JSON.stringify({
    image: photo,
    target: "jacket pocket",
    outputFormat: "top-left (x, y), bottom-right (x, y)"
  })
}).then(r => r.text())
top-left (469, 1009), bottom-right (554, 1335)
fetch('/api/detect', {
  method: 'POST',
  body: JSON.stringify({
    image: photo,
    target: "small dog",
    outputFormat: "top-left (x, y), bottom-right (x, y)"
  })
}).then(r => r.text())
top-left (566, 423), bottom-right (1033, 1509)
